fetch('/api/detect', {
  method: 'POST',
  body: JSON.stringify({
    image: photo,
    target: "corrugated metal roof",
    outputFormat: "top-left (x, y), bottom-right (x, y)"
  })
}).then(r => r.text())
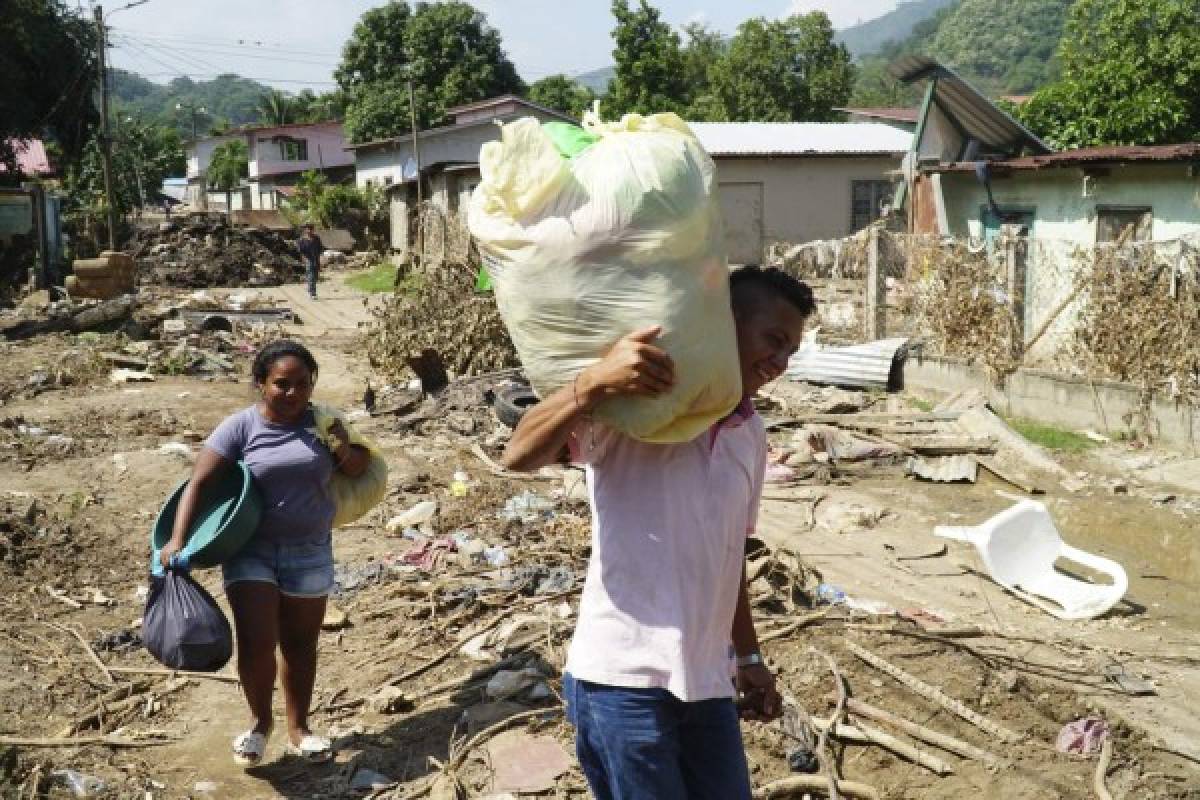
top-left (836, 107), bottom-right (919, 123)
top-left (687, 122), bottom-right (912, 157)
top-left (889, 55), bottom-right (1051, 157)
top-left (930, 142), bottom-right (1200, 172)
top-left (0, 139), bottom-right (52, 175)
top-left (786, 337), bottom-right (910, 390)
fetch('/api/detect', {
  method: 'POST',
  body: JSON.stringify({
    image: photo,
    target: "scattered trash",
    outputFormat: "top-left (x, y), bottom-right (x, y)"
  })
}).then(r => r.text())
top-left (387, 500), bottom-right (438, 535)
top-left (51, 769), bottom-right (106, 798)
top-left (322, 607), bottom-right (350, 631)
top-left (500, 490), bottom-right (556, 522)
top-left (1103, 664), bottom-right (1156, 696)
top-left (1055, 717), bottom-right (1110, 756)
top-left (93, 628), bottom-right (142, 653)
top-left (350, 767), bottom-right (395, 791)
top-left (109, 368), bottom-right (156, 384)
top-left (936, 500), bottom-right (1129, 620)
top-left (192, 780), bottom-right (219, 794)
top-left (484, 730), bottom-right (573, 793)
top-left (907, 455), bottom-right (978, 483)
top-left (157, 442), bottom-right (192, 459)
top-left (816, 583), bottom-right (847, 605)
top-left (485, 668), bottom-right (545, 700)
top-left (787, 744), bottom-right (820, 774)
top-left (451, 469), bottom-right (472, 497)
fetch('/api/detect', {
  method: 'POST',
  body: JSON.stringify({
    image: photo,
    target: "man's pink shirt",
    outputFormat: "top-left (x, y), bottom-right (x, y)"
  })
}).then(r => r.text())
top-left (566, 400), bottom-right (767, 702)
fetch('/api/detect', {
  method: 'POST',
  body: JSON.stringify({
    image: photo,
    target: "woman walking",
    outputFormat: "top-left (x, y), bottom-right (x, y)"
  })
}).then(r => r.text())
top-left (159, 340), bottom-right (369, 765)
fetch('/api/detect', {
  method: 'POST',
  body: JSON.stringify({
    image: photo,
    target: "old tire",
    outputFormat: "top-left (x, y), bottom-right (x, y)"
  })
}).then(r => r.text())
top-left (493, 385), bottom-right (539, 429)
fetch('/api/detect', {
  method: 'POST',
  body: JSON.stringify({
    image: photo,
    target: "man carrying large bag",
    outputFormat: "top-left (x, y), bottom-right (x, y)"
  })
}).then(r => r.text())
top-left (502, 265), bottom-right (815, 799)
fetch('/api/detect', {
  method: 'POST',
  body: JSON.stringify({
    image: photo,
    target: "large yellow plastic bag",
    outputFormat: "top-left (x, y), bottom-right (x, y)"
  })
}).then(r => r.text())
top-left (468, 112), bottom-right (741, 443)
top-left (310, 404), bottom-right (388, 528)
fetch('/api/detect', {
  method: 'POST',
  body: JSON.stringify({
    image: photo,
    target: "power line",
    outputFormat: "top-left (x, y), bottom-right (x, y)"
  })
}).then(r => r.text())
top-left (117, 35), bottom-right (338, 68)
top-left (112, 26), bottom-right (341, 57)
top-left (120, 70), bottom-right (338, 87)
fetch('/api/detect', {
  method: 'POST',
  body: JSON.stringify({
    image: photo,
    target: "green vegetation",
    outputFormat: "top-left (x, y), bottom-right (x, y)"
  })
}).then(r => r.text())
top-left (908, 396), bottom-right (936, 412)
top-left (709, 14), bottom-right (854, 123)
top-left (1, 0), bottom-right (97, 173)
top-left (850, 0), bottom-right (1072, 106)
top-left (1004, 417), bottom-right (1099, 453)
top-left (345, 261), bottom-right (399, 293)
top-left (206, 139), bottom-right (249, 212)
top-left (1018, 0), bottom-right (1200, 147)
top-left (836, 0), bottom-right (957, 58)
top-left (604, 1), bottom-right (853, 122)
top-left (528, 75), bottom-right (597, 118)
top-left (336, 1), bottom-right (524, 144)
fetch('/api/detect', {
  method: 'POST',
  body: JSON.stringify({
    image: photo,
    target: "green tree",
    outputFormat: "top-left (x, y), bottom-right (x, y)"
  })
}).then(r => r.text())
top-left (605, 0), bottom-right (688, 116)
top-left (528, 75), bottom-right (596, 117)
top-left (206, 139), bottom-right (249, 213)
top-left (336, 1), bottom-right (524, 143)
top-left (0, 0), bottom-right (98, 174)
top-left (1019, 0), bottom-right (1200, 147)
top-left (709, 13), bottom-right (855, 122)
top-left (257, 90), bottom-right (298, 126)
top-left (680, 22), bottom-right (727, 120)
top-left (294, 89), bottom-right (347, 122)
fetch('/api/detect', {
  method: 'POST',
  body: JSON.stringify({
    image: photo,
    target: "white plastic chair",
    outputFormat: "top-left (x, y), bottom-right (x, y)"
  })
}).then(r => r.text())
top-left (935, 500), bottom-right (1128, 620)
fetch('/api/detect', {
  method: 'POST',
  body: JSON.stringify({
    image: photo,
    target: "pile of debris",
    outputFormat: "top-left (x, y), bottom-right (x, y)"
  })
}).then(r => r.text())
top-left (129, 213), bottom-right (303, 288)
top-left (367, 263), bottom-right (519, 380)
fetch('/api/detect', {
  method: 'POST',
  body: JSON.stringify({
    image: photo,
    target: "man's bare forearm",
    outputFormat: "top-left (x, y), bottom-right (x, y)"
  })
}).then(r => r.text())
top-left (500, 376), bottom-right (601, 472)
top-left (731, 566), bottom-right (761, 658)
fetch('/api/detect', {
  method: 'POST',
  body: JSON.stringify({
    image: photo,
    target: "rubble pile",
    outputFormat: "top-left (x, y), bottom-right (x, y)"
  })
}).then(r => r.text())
top-left (367, 263), bottom-right (519, 380)
top-left (130, 213), bottom-right (303, 288)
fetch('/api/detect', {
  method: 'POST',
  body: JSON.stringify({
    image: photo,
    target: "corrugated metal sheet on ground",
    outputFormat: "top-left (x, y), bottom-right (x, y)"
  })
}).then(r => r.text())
top-left (688, 122), bottom-right (912, 157)
top-left (786, 337), bottom-right (909, 390)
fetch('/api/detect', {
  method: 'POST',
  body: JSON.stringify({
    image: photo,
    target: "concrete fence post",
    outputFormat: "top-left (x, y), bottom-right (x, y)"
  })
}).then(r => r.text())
top-left (865, 226), bottom-right (885, 340)
top-left (1005, 235), bottom-right (1027, 343)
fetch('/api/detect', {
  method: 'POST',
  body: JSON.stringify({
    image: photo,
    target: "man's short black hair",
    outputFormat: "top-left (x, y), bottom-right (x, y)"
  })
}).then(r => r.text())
top-left (729, 265), bottom-right (816, 318)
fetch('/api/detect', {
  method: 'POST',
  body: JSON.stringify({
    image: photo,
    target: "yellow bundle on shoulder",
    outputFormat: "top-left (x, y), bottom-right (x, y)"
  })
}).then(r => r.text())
top-left (467, 111), bottom-right (742, 443)
top-left (310, 403), bottom-right (388, 528)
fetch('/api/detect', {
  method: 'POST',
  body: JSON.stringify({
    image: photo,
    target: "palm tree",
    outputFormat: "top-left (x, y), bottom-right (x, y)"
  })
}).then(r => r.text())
top-left (207, 139), bottom-right (249, 213)
top-left (256, 90), bottom-right (297, 126)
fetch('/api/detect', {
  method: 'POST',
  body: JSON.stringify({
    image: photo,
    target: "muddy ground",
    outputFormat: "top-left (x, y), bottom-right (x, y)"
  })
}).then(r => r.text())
top-left (0, 272), bottom-right (1198, 799)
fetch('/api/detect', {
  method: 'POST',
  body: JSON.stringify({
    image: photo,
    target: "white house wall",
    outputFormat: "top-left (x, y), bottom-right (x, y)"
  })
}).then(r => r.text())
top-left (712, 155), bottom-right (903, 248)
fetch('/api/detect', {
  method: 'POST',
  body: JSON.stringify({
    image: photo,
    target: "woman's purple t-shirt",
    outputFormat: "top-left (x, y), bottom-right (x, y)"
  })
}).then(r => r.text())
top-left (205, 405), bottom-right (336, 543)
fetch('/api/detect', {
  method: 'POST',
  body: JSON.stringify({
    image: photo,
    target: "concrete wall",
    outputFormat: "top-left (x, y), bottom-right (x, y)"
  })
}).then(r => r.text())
top-left (907, 353), bottom-right (1200, 455)
top-left (185, 134), bottom-right (239, 180)
top-left (250, 123), bottom-right (351, 179)
top-left (712, 155), bottom-right (903, 248)
top-left (939, 163), bottom-right (1200, 243)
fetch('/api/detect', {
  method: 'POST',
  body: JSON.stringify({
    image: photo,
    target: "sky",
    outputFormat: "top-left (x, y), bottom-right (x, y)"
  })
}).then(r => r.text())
top-left (100, 0), bottom-right (901, 92)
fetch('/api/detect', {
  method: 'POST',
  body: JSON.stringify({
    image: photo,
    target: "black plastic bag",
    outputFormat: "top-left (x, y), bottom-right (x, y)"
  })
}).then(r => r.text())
top-left (143, 568), bottom-right (232, 672)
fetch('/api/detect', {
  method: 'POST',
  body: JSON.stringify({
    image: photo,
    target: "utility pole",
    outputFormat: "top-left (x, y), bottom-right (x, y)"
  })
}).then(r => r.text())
top-left (407, 77), bottom-right (424, 264)
top-left (94, 5), bottom-right (118, 251)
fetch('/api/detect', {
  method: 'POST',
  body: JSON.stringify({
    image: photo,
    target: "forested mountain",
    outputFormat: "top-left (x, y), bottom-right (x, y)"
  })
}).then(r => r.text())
top-left (110, 70), bottom-right (277, 135)
top-left (850, 0), bottom-right (1072, 106)
top-left (835, 0), bottom-right (957, 57)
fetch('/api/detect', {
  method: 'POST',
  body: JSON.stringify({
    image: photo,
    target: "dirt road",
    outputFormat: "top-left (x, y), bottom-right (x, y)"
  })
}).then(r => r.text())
top-left (1, 270), bottom-right (1198, 798)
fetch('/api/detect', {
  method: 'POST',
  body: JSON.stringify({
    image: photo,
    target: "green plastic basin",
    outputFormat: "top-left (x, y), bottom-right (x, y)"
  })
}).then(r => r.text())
top-left (150, 461), bottom-right (263, 571)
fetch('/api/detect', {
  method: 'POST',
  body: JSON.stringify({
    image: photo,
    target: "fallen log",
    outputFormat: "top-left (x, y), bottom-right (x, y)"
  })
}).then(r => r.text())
top-left (844, 698), bottom-right (1003, 766)
top-left (753, 776), bottom-right (880, 799)
top-left (844, 639), bottom-right (1023, 744)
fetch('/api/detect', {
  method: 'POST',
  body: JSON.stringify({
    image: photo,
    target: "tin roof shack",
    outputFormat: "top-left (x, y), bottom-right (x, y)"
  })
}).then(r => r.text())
top-left (923, 145), bottom-right (1200, 245)
top-left (349, 96), bottom-right (573, 258)
top-left (687, 122), bottom-right (911, 264)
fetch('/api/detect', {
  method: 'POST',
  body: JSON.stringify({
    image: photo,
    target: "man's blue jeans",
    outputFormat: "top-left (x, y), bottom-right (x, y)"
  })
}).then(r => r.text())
top-left (563, 673), bottom-right (752, 800)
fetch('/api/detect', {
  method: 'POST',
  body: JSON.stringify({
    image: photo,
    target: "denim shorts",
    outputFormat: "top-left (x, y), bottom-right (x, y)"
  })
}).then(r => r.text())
top-left (222, 534), bottom-right (335, 598)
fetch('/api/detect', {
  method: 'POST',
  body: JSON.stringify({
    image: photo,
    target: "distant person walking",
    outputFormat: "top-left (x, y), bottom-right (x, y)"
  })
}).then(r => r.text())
top-left (297, 223), bottom-right (323, 300)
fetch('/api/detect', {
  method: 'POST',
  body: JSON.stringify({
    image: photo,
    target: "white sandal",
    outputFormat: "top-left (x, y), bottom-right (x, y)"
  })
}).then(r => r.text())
top-left (232, 729), bottom-right (270, 767)
top-left (285, 733), bottom-right (333, 762)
